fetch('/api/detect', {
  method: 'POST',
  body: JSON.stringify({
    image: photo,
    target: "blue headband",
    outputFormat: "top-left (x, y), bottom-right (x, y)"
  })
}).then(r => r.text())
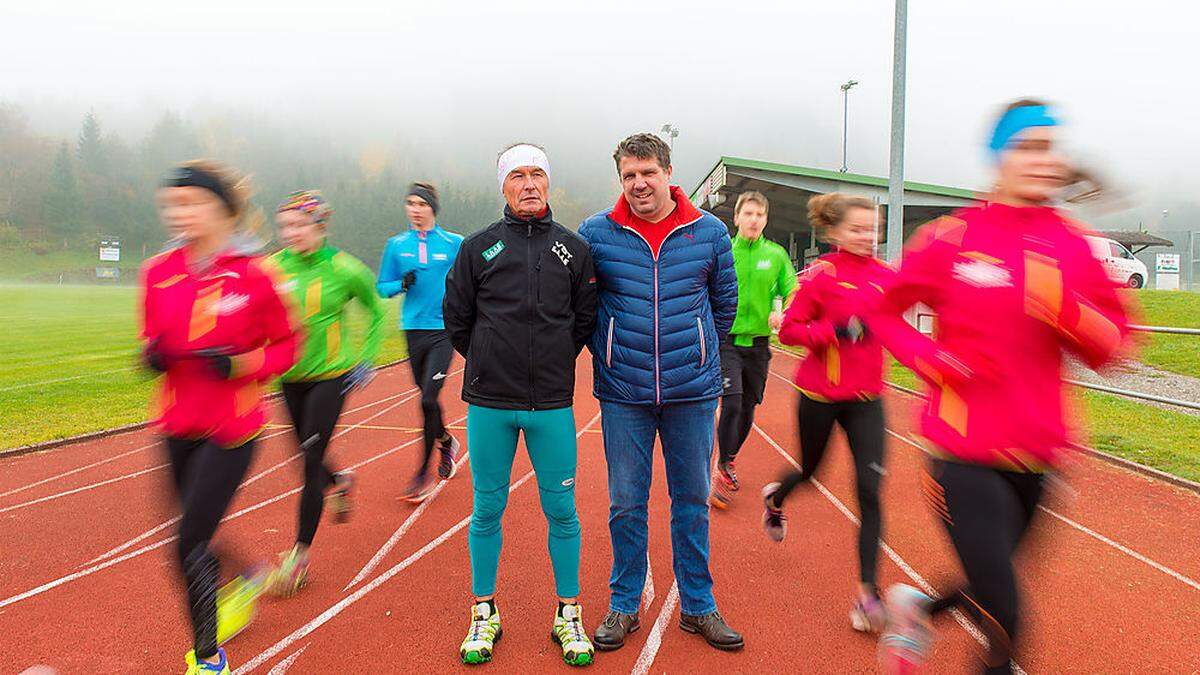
top-left (988, 105), bottom-right (1058, 162)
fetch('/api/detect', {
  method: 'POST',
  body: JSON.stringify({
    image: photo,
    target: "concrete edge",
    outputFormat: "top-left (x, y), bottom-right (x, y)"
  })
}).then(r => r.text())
top-left (1, 358), bottom-right (409, 460)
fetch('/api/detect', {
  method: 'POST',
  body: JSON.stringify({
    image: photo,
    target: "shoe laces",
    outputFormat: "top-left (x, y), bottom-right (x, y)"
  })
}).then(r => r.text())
top-left (559, 612), bottom-right (587, 642)
top-left (602, 611), bottom-right (626, 628)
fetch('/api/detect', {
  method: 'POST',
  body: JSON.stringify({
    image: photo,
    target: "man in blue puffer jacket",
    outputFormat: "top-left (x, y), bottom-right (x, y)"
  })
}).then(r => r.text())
top-left (580, 133), bottom-right (742, 652)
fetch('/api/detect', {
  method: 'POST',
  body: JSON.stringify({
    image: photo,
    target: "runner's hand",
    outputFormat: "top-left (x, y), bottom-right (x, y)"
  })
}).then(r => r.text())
top-left (768, 311), bottom-right (784, 331)
top-left (342, 363), bottom-right (375, 394)
top-left (401, 270), bottom-right (417, 292)
top-left (142, 338), bottom-right (171, 373)
top-left (194, 347), bottom-right (235, 380)
top-left (834, 316), bottom-right (867, 344)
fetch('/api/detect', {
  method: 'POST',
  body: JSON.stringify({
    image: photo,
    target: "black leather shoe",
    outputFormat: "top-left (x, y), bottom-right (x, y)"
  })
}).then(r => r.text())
top-left (680, 611), bottom-right (744, 651)
top-left (593, 610), bottom-right (640, 651)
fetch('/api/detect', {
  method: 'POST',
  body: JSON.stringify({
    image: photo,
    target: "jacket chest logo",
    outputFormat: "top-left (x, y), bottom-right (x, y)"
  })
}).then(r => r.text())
top-left (952, 259), bottom-right (1012, 288)
top-left (552, 241), bottom-right (573, 266)
top-left (482, 240), bottom-right (506, 261)
top-left (756, 259), bottom-right (773, 271)
top-left (432, 253), bottom-right (448, 261)
top-left (211, 292), bottom-right (251, 316)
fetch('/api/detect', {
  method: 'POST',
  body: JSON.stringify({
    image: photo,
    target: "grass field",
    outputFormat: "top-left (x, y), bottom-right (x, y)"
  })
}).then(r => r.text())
top-left (881, 360), bottom-right (1200, 483)
top-left (0, 284), bottom-right (408, 450)
top-left (1136, 290), bottom-right (1200, 378)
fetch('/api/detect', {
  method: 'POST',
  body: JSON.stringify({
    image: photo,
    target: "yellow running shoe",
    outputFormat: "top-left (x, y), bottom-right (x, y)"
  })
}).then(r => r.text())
top-left (552, 603), bottom-right (595, 666)
top-left (215, 567), bottom-right (266, 645)
top-left (460, 601), bottom-right (502, 665)
top-left (185, 647), bottom-right (231, 674)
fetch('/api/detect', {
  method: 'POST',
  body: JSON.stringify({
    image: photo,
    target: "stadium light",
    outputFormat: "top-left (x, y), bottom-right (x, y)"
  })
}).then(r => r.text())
top-left (839, 80), bottom-right (859, 173)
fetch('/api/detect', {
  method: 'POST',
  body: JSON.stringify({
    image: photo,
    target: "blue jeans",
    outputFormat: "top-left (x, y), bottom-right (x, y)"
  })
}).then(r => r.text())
top-left (600, 398), bottom-right (718, 616)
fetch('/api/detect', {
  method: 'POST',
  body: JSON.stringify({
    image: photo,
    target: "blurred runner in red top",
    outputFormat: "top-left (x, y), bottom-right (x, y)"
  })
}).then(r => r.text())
top-left (874, 99), bottom-right (1136, 675)
top-left (763, 192), bottom-right (894, 634)
top-left (140, 160), bottom-right (299, 675)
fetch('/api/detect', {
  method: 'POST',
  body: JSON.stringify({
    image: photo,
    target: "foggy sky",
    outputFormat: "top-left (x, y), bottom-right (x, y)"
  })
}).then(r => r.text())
top-left (4, 0), bottom-right (1196, 228)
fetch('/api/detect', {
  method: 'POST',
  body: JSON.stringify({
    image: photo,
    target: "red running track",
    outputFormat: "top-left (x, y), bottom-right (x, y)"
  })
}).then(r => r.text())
top-left (1, 351), bottom-right (1198, 673)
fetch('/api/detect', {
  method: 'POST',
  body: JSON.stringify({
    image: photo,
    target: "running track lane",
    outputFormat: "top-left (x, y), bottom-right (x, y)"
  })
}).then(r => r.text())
top-left (1, 356), bottom-right (1197, 672)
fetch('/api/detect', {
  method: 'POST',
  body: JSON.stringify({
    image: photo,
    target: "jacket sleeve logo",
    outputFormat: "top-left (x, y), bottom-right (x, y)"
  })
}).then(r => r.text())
top-left (552, 241), bottom-right (573, 266)
top-left (482, 240), bottom-right (506, 261)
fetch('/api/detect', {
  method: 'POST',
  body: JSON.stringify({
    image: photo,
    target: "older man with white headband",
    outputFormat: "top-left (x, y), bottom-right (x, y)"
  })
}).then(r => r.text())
top-left (443, 142), bottom-right (598, 667)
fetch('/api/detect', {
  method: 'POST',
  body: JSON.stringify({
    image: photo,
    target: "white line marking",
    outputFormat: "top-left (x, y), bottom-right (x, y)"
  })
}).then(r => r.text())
top-left (752, 423), bottom-right (1027, 674)
top-left (342, 433), bottom-right (471, 590)
top-left (83, 382), bottom-right (436, 565)
top-left (0, 462), bottom-right (170, 514)
top-left (0, 375), bottom-right (430, 503)
top-left (236, 411), bottom-right (602, 673)
top-left (1039, 507), bottom-right (1200, 592)
top-left (1, 410), bottom-right (443, 609)
top-left (630, 581), bottom-right (679, 675)
top-left (884, 429), bottom-right (1200, 594)
top-left (0, 441), bottom-right (160, 500)
top-left (642, 550), bottom-right (655, 610)
top-left (266, 643), bottom-right (308, 675)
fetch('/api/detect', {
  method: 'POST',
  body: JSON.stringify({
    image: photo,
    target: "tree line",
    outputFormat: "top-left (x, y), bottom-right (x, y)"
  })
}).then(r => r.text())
top-left (0, 104), bottom-right (604, 270)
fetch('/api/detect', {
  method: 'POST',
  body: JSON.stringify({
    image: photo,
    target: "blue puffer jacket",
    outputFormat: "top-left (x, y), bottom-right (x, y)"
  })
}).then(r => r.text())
top-left (580, 188), bottom-right (738, 405)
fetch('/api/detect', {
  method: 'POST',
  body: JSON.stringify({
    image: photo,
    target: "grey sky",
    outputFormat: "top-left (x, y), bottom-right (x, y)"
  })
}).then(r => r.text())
top-left (4, 0), bottom-right (1194, 226)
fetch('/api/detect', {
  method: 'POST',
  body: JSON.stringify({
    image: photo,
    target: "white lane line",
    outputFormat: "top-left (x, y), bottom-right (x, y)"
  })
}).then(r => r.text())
top-left (642, 551), bottom-right (655, 610)
top-left (265, 643), bottom-right (308, 675)
top-left (630, 581), bottom-right (679, 675)
top-left (1039, 507), bottom-right (1200, 592)
top-left (236, 411), bottom-right (603, 673)
top-left (1, 410), bottom-right (442, 609)
top-left (0, 441), bottom-right (160, 500)
top-left (752, 423), bottom-right (1027, 674)
top-left (342, 434), bottom-right (471, 590)
top-left (883, 429), bottom-right (1200, 594)
top-left (0, 463), bottom-right (170, 514)
top-left (83, 380), bottom-right (438, 565)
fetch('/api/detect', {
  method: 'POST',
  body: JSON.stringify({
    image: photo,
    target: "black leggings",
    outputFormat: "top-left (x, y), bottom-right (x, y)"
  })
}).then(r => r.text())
top-left (716, 339), bottom-right (771, 464)
top-left (925, 460), bottom-right (1045, 675)
top-left (774, 395), bottom-right (885, 586)
top-left (406, 329), bottom-right (453, 476)
top-left (281, 375), bottom-right (348, 546)
top-left (167, 436), bottom-right (255, 659)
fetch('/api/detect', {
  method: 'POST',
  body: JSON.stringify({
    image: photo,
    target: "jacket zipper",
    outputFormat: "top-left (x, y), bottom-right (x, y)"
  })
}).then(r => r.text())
top-left (526, 224), bottom-right (536, 410)
top-left (696, 316), bottom-right (706, 366)
top-left (618, 214), bottom-right (703, 406)
top-left (606, 317), bottom-right (615, 367)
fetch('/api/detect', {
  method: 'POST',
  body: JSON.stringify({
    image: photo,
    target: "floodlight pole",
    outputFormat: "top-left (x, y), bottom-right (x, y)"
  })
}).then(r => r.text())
top-left (839, 80), bottom-right (858, 173)
top-left (885, 0), bottom-right (908, 263)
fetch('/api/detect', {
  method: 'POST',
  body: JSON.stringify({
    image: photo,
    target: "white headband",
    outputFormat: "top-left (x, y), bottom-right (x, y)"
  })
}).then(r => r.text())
top-left (496, 144), bottom-right (551, 189)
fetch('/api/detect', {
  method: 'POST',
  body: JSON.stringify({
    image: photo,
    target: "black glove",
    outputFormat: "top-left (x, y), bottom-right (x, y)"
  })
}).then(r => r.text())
top-left (401, 270), bottom-right (417, 292)
top-left (834, 316), bottom-right (868, 344)
top-left (142, 338), bottom-right (171, 373)
top-left (341, 362), bottom-right (376, 394)
top-left (193, 347), bottom-right (235, 380)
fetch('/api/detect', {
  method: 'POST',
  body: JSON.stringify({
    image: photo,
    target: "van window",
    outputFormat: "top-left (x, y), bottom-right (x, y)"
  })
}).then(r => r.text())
top-left (1109, 242), bottom-right (1132, 259)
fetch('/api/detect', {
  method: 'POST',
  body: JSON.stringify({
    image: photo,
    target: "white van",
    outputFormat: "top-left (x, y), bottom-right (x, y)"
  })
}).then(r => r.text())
top-left (1084, 235), bottom-right (1148, 289)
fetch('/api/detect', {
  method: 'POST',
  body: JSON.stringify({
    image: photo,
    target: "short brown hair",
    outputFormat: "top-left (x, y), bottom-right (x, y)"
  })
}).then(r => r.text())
top-left (613, 133), bottom-right (671, 173)
top-left (734, 191), bottom-right (769, 216)
top-left (807, 192), bottom-right (874, 232)
top-left (410, 181), bottom-right (438, 202)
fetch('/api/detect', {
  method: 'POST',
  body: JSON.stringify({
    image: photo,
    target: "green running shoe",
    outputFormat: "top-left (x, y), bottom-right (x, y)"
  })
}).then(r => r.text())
top-left (460, 601), bottom-right (502, 665)
top-left (552, 603), bottom-right (595, 666)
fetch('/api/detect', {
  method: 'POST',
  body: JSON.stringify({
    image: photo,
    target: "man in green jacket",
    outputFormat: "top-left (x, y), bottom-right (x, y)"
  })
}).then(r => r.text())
top-left (711, 191), bottom-right (797, 509)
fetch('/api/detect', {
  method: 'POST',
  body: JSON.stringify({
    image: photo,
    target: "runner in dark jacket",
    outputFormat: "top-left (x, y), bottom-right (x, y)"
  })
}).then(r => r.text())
top-left (442, 143), bottom-right (598, 667)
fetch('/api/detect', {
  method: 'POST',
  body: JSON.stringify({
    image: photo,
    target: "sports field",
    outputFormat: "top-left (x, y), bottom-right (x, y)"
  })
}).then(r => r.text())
top-left (3, 284), bottom-right (1197, 485)
top-left (0, 284), bottom-right (407, 450)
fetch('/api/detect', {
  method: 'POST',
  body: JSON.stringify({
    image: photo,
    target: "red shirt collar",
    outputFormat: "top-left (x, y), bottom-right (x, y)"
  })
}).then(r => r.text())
top-left (610, 185), bottom-right (702, 229)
